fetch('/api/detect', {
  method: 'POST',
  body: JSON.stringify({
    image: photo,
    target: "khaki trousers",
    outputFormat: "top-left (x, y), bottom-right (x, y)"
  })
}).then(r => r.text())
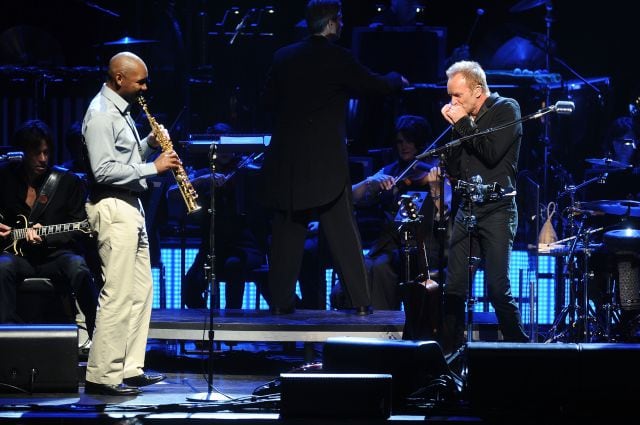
top-left (85, 198), bottom-right (153, 384)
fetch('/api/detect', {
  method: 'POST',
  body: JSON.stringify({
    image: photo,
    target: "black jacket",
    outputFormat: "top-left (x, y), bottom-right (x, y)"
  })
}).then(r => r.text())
top-left (261, 35), bottom-right (404, 211)
top-left (446, 93), bottom-right (522, 195)
top-left (0, 163), bottom-right (88, 258)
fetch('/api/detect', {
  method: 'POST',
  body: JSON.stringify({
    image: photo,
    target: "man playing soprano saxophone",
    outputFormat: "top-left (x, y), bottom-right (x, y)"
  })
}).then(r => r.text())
top-left (82, 51), bottom-right (180, 396)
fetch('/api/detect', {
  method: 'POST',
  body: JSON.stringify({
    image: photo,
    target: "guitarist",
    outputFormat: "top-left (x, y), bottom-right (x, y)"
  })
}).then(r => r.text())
top-left (0, 119), bottom-right (98, 339)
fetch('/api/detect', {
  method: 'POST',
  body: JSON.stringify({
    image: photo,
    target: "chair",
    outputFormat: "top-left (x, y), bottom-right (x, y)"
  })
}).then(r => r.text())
top-left (16, 278), bottom-right (75, 324)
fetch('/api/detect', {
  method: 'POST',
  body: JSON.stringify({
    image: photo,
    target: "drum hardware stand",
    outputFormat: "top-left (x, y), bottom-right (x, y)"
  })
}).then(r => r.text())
top-left (601, 274), bottom-right (623, 341)
top-left (544, 221), bottom-right (607, 342)
top-left (544, 179), bottom-right (611, 342)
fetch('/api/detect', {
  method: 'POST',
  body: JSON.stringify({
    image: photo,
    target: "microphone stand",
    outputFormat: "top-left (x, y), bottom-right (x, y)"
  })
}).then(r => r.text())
top-left (187, 142), bottom-right (226, 401)
top-left (436, 155), bottom-right (447, 342)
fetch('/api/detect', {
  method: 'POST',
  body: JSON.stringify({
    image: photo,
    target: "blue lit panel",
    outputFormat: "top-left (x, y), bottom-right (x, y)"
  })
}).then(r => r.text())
top-left (470, 250), bottom-right (556, 324)
top-left (153, 248), bottom-right (558, 324)
top-left (152, 248), bottom-right (198, 309)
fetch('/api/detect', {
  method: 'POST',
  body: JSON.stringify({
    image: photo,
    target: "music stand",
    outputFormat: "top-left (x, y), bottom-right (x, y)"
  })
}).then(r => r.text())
top-left (186, 142), bottom-right (226, 401)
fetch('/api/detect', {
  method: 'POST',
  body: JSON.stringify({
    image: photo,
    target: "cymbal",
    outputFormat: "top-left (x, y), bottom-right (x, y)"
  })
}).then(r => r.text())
top-left (579, 200), bottom-right (640, 217)
top-left (101, 36), bottom-right (158, 46)
top-left (490, 35), bottom-right (546, 70)
top-left (510, 0), bottom-right (547, 13)
top-left (585, 157), bottom-right (631, 169)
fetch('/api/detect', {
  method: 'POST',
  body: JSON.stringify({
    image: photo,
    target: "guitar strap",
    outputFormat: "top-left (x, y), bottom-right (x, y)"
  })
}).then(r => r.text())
top-left (28, 168), bottom-right (62, 224)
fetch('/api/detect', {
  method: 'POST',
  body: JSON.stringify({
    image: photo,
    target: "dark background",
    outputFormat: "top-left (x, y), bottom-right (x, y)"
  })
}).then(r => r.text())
top-left (0, 0), bottom-right (634, 198)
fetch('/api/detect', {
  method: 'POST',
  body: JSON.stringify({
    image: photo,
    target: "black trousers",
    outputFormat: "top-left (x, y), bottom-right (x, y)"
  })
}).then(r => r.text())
top-left (445, 199), bottom-right (528, 342)
top-left (268, 186), bottom-right (371, 310)
top-left (0, 250), bottom-right (98, 338)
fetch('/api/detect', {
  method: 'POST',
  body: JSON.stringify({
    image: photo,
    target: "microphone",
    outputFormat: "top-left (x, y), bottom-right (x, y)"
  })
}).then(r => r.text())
top-left (532, 100), bottom-right (575, 119)
top-left (553, 100), bottom-right (575, 115)
top-left (0, 151), bottom-right (23, 163)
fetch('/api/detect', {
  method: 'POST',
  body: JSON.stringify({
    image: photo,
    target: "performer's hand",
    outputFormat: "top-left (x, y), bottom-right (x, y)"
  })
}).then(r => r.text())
top-left (441, 103), bottom-right (466, 124)
top-left (0, 223), bottom-right (10, 239)
top-left (425, 167), bottom-right (446, 201)
top-left (147, 124), bottom-right (169, 148)
top-left (369, 173), bottom-right (396, 191)
top-left (154, 150), bottom-right (182, 173)
top-left (26, 223), bottom-right (43, 244)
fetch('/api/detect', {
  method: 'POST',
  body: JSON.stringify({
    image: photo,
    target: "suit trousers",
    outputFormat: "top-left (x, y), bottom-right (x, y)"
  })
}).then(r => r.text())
top-left (85, 197), bottom-right (153, 385)
top-left (268, 186), bottom-right (371, 310)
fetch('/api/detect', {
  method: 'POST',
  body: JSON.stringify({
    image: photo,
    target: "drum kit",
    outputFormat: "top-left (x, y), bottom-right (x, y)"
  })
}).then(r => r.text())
top-left (544, 156), bottom-right (640, 343)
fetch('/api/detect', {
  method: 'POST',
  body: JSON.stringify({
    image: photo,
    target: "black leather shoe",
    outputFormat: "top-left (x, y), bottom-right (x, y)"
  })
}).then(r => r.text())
top-left (270, 306), bottom-right (295, 315)
top-left (354, 305), bottom-right (373, 316)
top-left (85, 381), bottom-right (140, 396)
top-left (123, 373), bottom-right (166, 387)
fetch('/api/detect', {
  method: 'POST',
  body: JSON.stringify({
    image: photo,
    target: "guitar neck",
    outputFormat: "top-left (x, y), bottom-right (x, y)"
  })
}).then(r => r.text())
top-left (11, 222), bottom-right (83, 241)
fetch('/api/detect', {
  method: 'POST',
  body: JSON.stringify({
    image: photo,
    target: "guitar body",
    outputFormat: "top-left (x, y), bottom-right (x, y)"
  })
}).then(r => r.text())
top-left (1, 214), bottom-right (92, 256)
top-left (2, 215), bottom-right (28, 256)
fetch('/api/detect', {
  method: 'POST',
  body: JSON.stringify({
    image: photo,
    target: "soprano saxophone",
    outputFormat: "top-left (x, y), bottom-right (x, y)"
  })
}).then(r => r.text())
top-left (137, 96), bottom-right (202, 215)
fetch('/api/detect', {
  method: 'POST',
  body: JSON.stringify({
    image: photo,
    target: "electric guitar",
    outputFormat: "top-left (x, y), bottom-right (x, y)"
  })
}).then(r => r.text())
top-left (1, 214), bottom-right (92, 256)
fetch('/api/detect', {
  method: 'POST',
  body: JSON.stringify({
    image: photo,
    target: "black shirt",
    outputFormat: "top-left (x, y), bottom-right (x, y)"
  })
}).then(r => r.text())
top-left (0, 163), bottom-right (88, 258)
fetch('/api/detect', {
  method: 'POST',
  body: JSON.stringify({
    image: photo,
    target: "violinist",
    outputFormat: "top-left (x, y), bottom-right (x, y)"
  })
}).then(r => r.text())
top-left (349, 115), bottom-right (451, 310)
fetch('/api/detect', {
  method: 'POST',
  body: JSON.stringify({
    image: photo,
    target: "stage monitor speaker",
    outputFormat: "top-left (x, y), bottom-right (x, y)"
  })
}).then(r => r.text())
top-left (279, 373), bottom-right (392, 419)
top-left (466, 342), bottom-right (580, 411)
top-left (578, 343), bottom-right (640, 403)
top-left (322, 337), bottom-right (449, 405)
top-left (466, 342), bottom-right (640, 415)
top-left (0, 324), bottom-right (78, 393)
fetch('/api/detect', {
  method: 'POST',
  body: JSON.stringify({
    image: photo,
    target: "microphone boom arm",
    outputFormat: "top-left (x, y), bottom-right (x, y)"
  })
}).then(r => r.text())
top-left (415, 101), bottom-right (573, 161)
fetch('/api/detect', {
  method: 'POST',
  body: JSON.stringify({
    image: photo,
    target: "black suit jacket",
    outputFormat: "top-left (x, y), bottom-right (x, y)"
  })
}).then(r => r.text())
top-left (446, 92), bottom-right (522, 194)
top-left (0, 163), bottom-right (88, 258)
top-left (261, 35), bottom-right (404, 211)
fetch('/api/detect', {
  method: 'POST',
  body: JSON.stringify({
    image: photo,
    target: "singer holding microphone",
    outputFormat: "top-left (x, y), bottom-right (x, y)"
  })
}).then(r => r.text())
top-left (439, 61), bottom-right (528, 354)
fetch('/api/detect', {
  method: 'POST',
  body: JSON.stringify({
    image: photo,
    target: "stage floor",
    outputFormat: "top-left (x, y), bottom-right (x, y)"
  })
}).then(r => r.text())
top-left (0, 341), bottom-right (478, 424)
top-left (2, 309), bottom-right (635, 424)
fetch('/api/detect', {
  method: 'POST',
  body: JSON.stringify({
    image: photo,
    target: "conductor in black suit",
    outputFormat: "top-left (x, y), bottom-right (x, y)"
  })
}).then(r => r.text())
top-left (260, 0), bottom-right (407, 315)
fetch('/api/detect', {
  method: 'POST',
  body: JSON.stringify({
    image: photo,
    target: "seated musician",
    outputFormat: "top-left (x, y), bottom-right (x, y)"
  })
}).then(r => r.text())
top-left (587, 116), bottom-right (640, 201)
top-left (334, 115), bottom-right (451, 317)
top-left (0, 119), bottom-right (98, 337)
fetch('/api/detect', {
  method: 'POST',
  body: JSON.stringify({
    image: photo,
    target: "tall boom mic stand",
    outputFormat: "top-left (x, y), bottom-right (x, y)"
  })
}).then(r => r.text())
top-left (187, 143), bottom-right (226, 402)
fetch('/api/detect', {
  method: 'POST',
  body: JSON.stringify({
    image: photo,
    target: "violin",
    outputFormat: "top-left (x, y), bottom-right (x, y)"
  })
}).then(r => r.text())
top-left (395, 160), bottom-right (436, 188)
